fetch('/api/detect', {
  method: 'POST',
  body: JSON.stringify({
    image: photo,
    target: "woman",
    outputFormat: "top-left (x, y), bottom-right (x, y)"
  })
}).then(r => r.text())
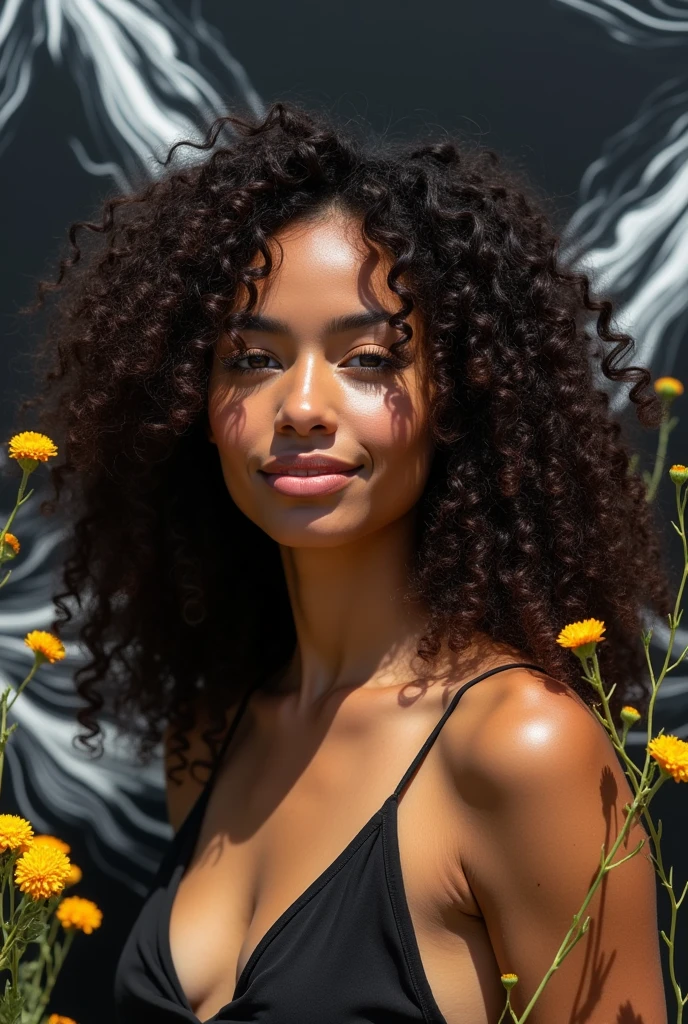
top-left (19, 101), bottom-right (670, 1023)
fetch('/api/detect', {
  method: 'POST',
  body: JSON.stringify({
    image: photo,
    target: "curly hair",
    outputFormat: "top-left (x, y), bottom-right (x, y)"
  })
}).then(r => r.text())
top-left (11, 99), bottom-right (673, 785)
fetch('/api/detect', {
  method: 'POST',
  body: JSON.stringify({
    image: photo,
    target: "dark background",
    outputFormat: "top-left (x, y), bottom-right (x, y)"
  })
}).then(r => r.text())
top-left (1, 1), bottom-right (687, 1020)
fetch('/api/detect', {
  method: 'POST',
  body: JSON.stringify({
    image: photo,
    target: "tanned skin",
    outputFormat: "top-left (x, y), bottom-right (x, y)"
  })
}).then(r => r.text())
top-left (165, 208), bottom-right (667, 1024)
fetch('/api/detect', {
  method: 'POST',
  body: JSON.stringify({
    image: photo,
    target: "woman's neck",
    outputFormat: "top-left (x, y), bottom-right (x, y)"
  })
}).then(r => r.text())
top-left (278, 511), bottom-right (429, 709)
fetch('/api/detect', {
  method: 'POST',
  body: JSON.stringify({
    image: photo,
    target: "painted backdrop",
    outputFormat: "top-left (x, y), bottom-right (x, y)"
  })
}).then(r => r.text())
top-left (1, 0), bottom-right (687, 1018)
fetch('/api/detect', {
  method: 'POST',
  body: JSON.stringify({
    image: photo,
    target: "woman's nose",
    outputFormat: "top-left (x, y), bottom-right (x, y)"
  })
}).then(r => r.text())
top-left (274, 353), bottom-right (338, 437)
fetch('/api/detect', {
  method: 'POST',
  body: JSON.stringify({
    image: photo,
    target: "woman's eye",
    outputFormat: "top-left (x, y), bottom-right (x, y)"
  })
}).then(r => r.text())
top-left (344, 350), bottom-right (393, 370)
top-left (223, 351), bottom-right (280, 372)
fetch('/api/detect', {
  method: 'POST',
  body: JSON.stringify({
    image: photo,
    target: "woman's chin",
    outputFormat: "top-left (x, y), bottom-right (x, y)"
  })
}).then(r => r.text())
top-left (259, 510), bottom-right (376, 550)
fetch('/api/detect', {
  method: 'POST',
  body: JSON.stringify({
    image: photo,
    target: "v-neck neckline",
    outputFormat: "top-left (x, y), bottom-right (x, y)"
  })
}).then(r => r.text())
top-left (161, 794), bottom-right (391, 1022)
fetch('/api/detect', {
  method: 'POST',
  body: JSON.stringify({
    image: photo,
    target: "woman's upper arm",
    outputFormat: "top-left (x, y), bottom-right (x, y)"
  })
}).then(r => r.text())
top-left (450, 672), bottom-right (667, 1024)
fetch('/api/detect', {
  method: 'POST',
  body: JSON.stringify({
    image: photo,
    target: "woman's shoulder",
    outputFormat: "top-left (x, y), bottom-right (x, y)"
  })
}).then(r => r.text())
top-left (436, 652), bottom-right (611, 795)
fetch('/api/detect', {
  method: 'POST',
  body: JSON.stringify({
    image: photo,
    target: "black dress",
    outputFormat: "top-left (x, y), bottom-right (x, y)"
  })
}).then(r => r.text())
top-left (114, 660), bottom-right (545, 1023)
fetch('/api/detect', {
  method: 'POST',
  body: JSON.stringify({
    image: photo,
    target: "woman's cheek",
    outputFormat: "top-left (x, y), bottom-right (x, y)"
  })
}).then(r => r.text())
top-left (350, 386), bottom-right (426, 456)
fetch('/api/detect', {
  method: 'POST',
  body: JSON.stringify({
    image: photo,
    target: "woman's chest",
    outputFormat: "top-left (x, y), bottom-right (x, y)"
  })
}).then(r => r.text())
top-left (168, 759), bottom-right (505, 1024)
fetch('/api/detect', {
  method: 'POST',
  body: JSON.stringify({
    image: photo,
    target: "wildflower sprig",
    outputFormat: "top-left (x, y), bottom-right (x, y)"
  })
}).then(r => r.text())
top-left (0, 432), bottom-right (57, 591)
top-left (0, 432), bottom-right (100, 1024)
top-left (642, 377), bottom-right (684, 502)
top-left (496, 377), bottom-right (688, 1022)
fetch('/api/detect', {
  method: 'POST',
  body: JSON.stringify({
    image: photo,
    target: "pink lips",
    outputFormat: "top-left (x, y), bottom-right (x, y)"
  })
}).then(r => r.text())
top-left (259, 457), bottom-right (362, 497)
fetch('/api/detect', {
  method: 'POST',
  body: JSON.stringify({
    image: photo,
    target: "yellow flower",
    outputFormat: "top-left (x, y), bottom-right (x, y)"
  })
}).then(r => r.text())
top-left (0, 814), bottom-right (34, 853)
top-left (7, 431), bottom-right (58, 463)
top-left (556, 618), bottom-right (606, 654)
top-left (0, 532), bottom-right (20, 555)
top-left (15, 845), bottom-right (71, 899)
top-left (501, 973), bottom-right (519, 989)
top-left (32, 834), bottom-right (71, 854)
top-left (48, 1016), bottom-right (77, 1024)
top-left (647, 735), bottom-right (688, 782)
top-left (670, 465), bottom-right (688, 485)
top-left (653, 376), bottom-right (684, 398)
top-left (24, 630), bottom-right (66, 664)
top-left (620, 706), bottom-right (641, 727)
top-left (56, 896), bottom-right (103, 934)
top-left (33, 836), bottom-right (81, 884)
top-left (66, 863), bottom-right (83, 887)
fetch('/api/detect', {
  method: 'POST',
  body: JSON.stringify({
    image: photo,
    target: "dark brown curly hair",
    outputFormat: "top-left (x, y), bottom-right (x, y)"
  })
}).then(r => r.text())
top-left (11, 99), bottom-right (673, 784)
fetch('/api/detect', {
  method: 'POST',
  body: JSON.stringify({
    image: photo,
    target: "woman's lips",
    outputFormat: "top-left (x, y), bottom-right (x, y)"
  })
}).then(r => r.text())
top-left (260, 466), bottom-right (361, 496)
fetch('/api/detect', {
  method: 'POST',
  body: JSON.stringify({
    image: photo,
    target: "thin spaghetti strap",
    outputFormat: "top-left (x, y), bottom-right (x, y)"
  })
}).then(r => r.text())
top-left (206, 676), bottom-right (262, 790)
top-left (392, 661), bottom-right (547, 800)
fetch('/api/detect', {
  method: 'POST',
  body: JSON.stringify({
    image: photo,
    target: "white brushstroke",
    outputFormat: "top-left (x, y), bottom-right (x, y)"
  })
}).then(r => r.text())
top-left (0, 0), bottom-right (264, 190)
top-left (556, 0), bottom-right (688, 45)
top-left (0, 491), bottom-right (172, 893)
top-left (560, 77), bottom-right (688, 417)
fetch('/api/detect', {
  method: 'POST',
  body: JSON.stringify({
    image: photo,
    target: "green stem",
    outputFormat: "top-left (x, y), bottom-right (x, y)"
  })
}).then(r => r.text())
top-left (644, 406), bottom-right (674, 503)
top-left (0, 466), bottom-right (35, 592)
top-left (640, 804), bottom-right (687, 1020)
top-left (496, 993), bottom-right (519, 1023)
top-left (32, 927), bottom-right (76, 1021)
top-left (0, 659), bottom-right (39, 797)
top-left (513, 775), bottom-right (658, 1022)
top-left (0, 468), bottom-right (32, 546)
top-left (635, 477), bottom-right (688, 796)
top-left (0, 688), bottom-right (7, 802)
top-left (7, 660), bottom-right (41, 715)
top-left (26, 915), bottom-right (60, 1018)
top-left (8, 868), bottom-right (18, 990)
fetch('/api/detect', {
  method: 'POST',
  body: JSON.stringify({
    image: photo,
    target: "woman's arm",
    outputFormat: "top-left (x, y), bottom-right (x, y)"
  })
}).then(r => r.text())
top-left (448, 670), bottom-right (667, 1024)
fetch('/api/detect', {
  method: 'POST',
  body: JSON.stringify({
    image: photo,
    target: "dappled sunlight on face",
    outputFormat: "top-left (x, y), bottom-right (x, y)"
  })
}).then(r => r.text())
top-left (206, 208), bottom-right (434, 549)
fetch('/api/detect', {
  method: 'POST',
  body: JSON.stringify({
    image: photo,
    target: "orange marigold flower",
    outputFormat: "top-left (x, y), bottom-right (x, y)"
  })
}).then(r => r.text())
top-left (653, 376), bottom-right (684, 398)
top-left (556, 618), bottom-right (606, 650)
top-left (0, 814), bottom-right (34, 853)
top-left (1, 532), bottom-right (20, 555)
top-left (501, 973), bottom-right (518, 989)
top-left (32, 834), bottom-right (71, 854)
top-left (7, 431), bottom-right (58, 462)
top-left (48, 1016), bottom-right (77, 1024)
top-left (670, 465), bottom-right (688, 485)
top-left (56, 896), bottom-right (103, 934)
top-left (24, 630), bottom-right (65, 664)
top-left (66, 862), bottom-right (83, 887)
top-left (33, 835), bottom-right (80, 884)
top-left (15, 845), bottom-right (71, 899)
top-left (647, 735), bottom-right (688, 782)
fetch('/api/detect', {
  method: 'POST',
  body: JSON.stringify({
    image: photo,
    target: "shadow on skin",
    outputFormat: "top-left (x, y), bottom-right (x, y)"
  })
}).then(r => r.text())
top-left (616, 1001), bottom-right (646, 1023)
top-left (566, 766), bottom-right (652, 1023)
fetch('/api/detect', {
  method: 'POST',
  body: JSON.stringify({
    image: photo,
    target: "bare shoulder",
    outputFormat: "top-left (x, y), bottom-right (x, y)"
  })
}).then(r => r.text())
top-left (438, 662), bottom-right (613, 791)
top-left (436, 664), bottom-right (666, 1021)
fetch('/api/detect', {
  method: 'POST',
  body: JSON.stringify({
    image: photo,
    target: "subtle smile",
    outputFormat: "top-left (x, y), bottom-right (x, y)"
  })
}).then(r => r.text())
top-left (259, 458), bottom-right (363, 496)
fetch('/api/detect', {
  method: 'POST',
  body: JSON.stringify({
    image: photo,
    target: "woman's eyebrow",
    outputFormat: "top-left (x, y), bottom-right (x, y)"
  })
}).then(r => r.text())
top-left (239, 308), bottom-right (394, 335)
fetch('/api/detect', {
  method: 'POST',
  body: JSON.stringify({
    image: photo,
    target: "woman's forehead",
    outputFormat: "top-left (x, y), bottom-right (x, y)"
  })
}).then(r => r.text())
top-left (235, 215), bottom-right (418, 332)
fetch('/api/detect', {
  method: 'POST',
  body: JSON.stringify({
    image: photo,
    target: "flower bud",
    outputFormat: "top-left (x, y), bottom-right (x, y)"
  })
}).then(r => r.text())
top-left (670, 464), bottom-right (688, 485)
top-left (654, 377), bottom-right (684, 399)
top-left (620, 706), bottom-right (641, 727)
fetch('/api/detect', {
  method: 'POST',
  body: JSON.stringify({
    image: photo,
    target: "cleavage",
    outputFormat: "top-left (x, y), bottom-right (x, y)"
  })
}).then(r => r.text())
top-left (167, 761), bottom-right (393, 1017)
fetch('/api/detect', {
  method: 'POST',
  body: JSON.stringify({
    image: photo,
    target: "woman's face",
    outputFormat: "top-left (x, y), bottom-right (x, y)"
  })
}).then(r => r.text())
top-left (207, 209), bottom-right (434, 549)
